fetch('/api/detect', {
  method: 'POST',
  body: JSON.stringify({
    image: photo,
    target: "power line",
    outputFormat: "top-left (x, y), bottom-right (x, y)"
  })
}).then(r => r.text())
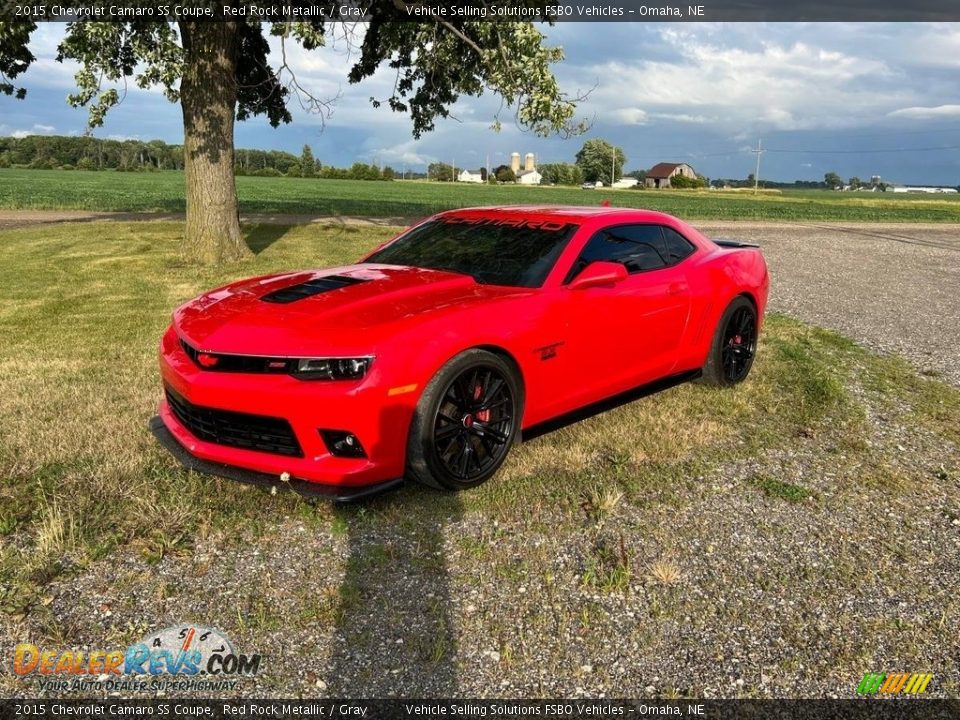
top-left (765, 144), bottom-right (960, 154)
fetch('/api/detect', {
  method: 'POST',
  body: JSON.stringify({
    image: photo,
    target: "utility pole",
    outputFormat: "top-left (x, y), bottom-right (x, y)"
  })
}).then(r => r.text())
top-left (611, 145), bottom-right (616, 185)
top-left (452, 158), bottom-right (455, 182)
top-left (751, 139), bottom-right (764, 195)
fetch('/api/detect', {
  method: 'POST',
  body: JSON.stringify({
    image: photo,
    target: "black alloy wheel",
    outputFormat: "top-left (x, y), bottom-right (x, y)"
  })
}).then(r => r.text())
top-left (406, 349), bottom-right (523, 490)
top-left (433, 366), bottom-right (515, 482)
top-left (721, 305), bottom-right (757, 382)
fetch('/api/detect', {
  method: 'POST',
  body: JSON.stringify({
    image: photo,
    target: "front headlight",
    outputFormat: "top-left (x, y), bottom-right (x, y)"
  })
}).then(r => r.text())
top-left (294, 357), bottom-right (373, 381)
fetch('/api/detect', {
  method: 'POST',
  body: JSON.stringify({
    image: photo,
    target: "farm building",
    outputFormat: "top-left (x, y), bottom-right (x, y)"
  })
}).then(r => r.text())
top-left (891, 185), bottom-right (958, 194)
top-left (612, 177), bottom-right (639, 189)
top-left (458, 169), bottom-right (484, 183)
top-left (645, 162), bottom-right (698, 189)
top-left (511, 151), bottom-right (542, 185)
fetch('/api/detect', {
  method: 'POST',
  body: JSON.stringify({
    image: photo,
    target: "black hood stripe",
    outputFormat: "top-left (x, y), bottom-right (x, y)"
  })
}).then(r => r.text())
top-left (260, 275), bottom-right (367, 304)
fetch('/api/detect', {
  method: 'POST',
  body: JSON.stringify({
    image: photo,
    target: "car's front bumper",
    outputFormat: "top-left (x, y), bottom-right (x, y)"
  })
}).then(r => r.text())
top-left (155, 325), bottom-right (417, 491)
top-left (149, 416), bottom-right (403, 501)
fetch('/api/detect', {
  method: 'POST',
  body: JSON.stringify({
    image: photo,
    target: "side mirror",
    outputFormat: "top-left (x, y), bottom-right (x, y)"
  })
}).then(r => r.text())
top-left (568, 261), bottom-right (628, 290)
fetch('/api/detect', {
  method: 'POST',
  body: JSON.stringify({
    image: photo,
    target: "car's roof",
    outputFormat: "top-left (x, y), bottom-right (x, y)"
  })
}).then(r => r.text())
top-left (437, 205), bottom-right (678, 224)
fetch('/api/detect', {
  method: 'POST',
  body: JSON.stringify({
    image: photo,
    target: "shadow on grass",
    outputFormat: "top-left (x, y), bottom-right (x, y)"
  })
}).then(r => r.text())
top-left (324, 486), bottom-right (464, 696)
top-left (244, 223), bottom-right (293, 254)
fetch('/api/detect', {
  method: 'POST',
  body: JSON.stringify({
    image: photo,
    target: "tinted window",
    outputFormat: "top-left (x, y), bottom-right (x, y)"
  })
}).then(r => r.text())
top-left (566, 224), bottom-right (667, 281)
top-left (662, 227), bottom-right (696, 264)
top-left (364, 217), bottom-right (578, 288)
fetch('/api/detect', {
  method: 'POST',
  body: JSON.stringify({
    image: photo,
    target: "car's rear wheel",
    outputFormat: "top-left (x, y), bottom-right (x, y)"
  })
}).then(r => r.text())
top-left (406, 349), bottom-right (522, 491)
top-left (699, 296), bottom-right (758, 386)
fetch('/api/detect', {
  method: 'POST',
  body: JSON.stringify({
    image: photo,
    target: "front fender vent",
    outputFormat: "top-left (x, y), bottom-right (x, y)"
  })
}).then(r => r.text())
top-left (261, 275), bottom-right (366, 304)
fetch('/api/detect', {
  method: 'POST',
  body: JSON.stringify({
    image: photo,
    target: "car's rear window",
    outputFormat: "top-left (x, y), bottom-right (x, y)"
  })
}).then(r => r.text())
top-left (363, 217), bottom-right (579, 288)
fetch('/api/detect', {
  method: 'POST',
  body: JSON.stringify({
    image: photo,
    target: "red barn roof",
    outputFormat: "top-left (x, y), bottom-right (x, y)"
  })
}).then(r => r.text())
top-left (647, 162), bottom-right (686, 179)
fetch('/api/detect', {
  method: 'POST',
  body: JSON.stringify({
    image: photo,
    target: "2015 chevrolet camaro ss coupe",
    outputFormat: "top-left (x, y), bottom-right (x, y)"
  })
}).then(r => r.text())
top-left (155, 206), bottom-right (769, 499)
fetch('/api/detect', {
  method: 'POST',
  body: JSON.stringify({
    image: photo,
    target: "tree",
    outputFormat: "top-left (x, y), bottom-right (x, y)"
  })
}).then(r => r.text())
top-left (538, 162), bottom-right (583, 186)
top-left (2, 17), bottom-right (587, 264)
top-left (494, 165), bottom-right (516, 183)
top-left (300, 144), bottom-right (316, 178)
top-left (849, 176), bottom-right (862, 190)
top-left (824, 171), bottom-right (842, 189)
top-left (575, 138), bottom-right (625, 184)
top-left (428, 162), bottom-right (455, 182)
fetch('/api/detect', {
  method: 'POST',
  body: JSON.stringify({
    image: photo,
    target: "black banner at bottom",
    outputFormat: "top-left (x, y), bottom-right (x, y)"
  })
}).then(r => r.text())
top-left (1, 700), bottom-right (959, 720)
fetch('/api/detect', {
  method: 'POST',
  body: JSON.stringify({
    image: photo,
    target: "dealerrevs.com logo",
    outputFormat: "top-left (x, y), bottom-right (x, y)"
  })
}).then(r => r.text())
top-left (14, 625), bottom-right (261, 693)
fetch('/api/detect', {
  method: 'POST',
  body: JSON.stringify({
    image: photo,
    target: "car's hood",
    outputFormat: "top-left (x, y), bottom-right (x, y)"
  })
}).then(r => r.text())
top-left (174, 264), bottom-right (524, 356)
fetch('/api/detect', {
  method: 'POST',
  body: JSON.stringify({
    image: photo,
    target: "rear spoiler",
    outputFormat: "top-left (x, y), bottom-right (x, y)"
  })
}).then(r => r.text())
top-left (712, 238), bottom-right (760, 249)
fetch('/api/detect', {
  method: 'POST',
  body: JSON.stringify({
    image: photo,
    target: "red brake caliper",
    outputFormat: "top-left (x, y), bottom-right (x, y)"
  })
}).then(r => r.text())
top-left (474, 384), bottom-right (491, 422)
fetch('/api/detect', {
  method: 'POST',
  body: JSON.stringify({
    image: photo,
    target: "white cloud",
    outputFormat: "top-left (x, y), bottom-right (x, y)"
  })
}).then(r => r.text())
top-left (887, 104), bottom-right (960, 119)
top-left (575, 32), bottom-right (902, 132)
top-left (11, 124), bottom-right (57, 138)
top-left (610, 108), bottom-right (649, 125)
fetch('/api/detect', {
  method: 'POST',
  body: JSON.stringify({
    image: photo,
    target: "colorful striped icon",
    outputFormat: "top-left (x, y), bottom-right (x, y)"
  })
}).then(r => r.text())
top-left (857, 672), bottom-right (933, 695)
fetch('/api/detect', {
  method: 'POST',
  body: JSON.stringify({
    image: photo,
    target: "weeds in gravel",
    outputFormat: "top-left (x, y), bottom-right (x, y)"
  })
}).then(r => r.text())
top-left (753, 476), bottom-right (813, 503)
top-left (649, 559), bottom-right (682, 586)
top-left (583, 533), bottom-right (632, 592)
top-left (582, 485), bottom-right (625, 523)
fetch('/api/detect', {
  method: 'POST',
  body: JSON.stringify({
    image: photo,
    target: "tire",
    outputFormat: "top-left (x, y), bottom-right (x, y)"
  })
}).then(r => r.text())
top-left (699, 296), bottom-right (758, 386)
top-left (406, 349), bottom-right (523, 491)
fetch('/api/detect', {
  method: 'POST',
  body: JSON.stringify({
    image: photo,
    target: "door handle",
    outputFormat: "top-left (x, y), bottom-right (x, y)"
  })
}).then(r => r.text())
top-left (668, 282), bottom-right (685, 296)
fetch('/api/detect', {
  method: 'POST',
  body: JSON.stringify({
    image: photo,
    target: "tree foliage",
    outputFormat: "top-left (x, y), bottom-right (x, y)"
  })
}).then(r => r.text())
top-left (428, 162), bottom-right (455, 182)
top-left (575, 138), bottom-right (626, 184)
top-left (538, 162), bottom-right (583, 186)
top-left (1, 15), bottom-right (588, 263)
top-left (494, 165), bottom-right (516, 183)
top-left (824, 171), bottom-right (842, 189)
top-left (300, 144), bottom-right (316, 177)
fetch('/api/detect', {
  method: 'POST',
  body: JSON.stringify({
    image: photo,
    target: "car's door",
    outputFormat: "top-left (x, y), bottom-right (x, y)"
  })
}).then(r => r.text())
top-left (557, 224), bottom-right (696, 407)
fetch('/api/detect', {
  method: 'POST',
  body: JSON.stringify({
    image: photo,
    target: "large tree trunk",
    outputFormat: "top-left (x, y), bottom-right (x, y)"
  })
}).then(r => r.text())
top-left (178, 21), bottom-right (250, 264)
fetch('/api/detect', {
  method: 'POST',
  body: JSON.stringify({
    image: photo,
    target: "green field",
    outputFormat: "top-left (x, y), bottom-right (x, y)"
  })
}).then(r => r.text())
top-left (2, 169), bottom-right (959, 221)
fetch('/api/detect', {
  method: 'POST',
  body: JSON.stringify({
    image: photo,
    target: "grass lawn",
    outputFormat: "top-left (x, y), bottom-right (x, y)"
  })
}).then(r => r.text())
top-left (1, 220), bottom-right (958, 696)
top-left (2, 169), bottom-right (960, 222)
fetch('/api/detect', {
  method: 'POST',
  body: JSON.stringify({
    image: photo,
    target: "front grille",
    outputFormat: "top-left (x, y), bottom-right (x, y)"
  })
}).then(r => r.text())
top-left (180, 338), bottom-right (294, 374)
top-left (165, 387), bottom-right (303, 457)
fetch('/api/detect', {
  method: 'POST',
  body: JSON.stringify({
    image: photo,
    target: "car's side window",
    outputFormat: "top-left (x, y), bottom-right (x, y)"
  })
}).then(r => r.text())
top-left (661, 227), bottom-right (697, 265)
top-left (566, 224), bottom-right (667, 282)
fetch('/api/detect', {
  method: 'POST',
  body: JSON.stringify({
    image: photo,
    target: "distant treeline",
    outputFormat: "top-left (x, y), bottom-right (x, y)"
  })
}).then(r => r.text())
top-left (0, 135), bottom-right (405, 180)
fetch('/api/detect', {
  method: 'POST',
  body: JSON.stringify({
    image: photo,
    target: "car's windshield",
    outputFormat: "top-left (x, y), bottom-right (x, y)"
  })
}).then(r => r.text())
top-left (363, 217), bottom-right (579, 288)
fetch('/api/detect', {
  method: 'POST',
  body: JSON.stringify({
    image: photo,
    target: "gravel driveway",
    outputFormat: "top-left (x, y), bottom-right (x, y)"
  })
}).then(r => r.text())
top-left (698, 221), bottom-right (960, 385)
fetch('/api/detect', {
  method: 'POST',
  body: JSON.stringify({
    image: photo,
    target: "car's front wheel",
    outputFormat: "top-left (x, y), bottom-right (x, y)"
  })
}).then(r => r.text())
top-left (406, 349), bottom-right (523, 491)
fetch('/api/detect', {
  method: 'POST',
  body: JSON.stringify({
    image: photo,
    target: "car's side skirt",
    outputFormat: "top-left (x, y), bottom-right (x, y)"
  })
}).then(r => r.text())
top-left (521, 369), bottom-right (701, 442)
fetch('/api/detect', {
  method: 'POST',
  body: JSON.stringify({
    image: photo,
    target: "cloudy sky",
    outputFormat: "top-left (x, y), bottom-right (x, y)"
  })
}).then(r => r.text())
top-left (3, 22), bottom-right (959, 184)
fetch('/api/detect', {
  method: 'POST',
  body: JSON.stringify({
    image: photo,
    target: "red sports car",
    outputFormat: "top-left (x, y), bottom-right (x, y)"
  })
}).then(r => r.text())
top-left (153, 206), bottom-right (769, 499)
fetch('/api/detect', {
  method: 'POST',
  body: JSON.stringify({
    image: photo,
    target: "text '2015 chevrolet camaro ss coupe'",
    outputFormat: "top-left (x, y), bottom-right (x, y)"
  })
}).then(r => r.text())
top-left (154, 206), bottom-right (769, 499)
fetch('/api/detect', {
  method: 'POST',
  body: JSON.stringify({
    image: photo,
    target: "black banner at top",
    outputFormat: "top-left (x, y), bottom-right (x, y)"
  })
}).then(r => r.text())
top-left (1, 0), bottom-right (959, 22)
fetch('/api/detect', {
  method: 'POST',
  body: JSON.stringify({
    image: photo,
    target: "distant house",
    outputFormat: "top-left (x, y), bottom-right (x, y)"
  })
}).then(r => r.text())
top-left (645, 162), bottom-right (697, 189)
top-left (612, 177), bottom-right (639, 189)
top-left (458, 169), bottom-right (484, 183)
top-left (516, 169), bottom-right (542, 185)
top-left (511, 151), bottom-right (542, 185)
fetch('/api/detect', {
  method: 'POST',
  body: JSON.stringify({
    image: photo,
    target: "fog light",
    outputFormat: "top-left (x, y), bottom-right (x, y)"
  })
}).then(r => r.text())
top-left (319, 429), bottom-right (367, 458)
